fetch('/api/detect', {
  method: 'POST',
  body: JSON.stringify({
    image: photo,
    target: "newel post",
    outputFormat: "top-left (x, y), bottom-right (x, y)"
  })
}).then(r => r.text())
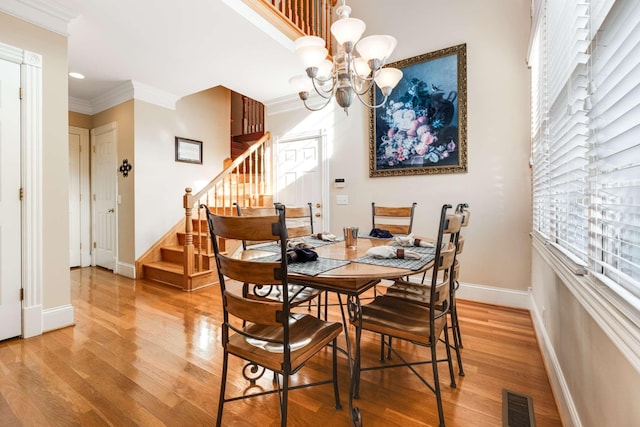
top-left (183, 187), bottom-right (195, 291)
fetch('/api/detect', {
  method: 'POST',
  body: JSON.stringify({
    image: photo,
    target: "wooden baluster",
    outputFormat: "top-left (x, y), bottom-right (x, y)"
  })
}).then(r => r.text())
top-left (183, 188), bottom-right (194, 290)
top-left (249, 149), bottom-right (254, 206)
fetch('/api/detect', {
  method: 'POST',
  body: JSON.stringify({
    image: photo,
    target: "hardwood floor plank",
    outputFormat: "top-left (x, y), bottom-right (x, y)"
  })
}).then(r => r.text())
top-left (0, 268), bottom-right (562, 426)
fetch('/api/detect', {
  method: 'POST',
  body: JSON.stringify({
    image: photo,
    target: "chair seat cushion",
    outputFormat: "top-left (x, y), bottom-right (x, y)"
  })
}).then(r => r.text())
top-left (354, 296), bottom-right (447, 345)
top-left (385, 279), bottom-right (448, 306)
top-left (228, 313), bottom-right (342, 372)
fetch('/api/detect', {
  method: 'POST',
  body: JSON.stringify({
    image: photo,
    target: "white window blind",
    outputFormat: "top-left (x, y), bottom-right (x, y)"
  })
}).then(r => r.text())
top-left (531, 22), bottom-right (551, 237)
top-left (531, 0), bottom-right (640, 297)
top-left (588, 0), bottom-right (640, 297)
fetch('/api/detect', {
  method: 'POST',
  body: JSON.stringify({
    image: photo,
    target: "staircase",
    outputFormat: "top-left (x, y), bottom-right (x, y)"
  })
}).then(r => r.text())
top-left (136, 133), bottom-right (274, 291)
top-left (135, 0), bottom-right (336, 291)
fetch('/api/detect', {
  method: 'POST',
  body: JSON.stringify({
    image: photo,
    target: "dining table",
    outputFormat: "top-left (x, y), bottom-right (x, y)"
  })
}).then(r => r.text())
top-left (247, 235), bottom-right (439, 427)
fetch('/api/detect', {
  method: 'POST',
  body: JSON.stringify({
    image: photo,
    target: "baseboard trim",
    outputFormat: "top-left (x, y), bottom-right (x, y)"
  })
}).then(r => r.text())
top-left (117, 261), bottom-right (136, 279)
top-left (457, 282), bottom-right (531, 310)
top-left (530, 294), bottom-right (581, 427)
top-left (22, 304), bottom-right (42, 338)
top-left (42, 304), bottom-right (75, 333)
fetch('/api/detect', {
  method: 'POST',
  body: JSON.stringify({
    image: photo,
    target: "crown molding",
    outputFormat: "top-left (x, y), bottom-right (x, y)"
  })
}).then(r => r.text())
top-left (68, 97), bottom-right (93, 115)
top-left (69, 81), bottom-right (181, 115)
top-left (0, 0), bottom-right (77, 36)
top-left (89, 81), bottom-right (135, 115)
top-left (131, 81), bottom-right (180, 111)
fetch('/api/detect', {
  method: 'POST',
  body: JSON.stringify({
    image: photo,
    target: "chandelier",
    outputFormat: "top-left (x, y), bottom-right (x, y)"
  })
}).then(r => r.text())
top-left (289, 0), bottom-right (403, 115)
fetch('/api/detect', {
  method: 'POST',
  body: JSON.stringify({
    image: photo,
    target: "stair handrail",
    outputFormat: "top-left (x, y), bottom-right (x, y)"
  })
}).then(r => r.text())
top-left (190, 131), bottom-right (271, 205)
top-left (182, 131), bottom-right (272, 288)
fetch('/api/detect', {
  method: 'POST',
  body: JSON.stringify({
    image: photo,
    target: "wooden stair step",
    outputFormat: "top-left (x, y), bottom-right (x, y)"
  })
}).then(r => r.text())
top-left (161, 245), bottom-right (216, 269)
top-left (143, 261), bottom-right (184, 288)
top-left (143, 260), bottom-right (219, 290)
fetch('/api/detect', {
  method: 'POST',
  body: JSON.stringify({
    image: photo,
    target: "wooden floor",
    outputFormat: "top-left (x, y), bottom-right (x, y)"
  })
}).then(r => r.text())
top-left (0, 267), bottom-right (562, 426)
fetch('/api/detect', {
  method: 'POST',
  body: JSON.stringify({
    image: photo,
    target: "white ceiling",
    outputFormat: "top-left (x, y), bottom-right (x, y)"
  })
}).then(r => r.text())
top-left (3, 0), bottom-right (304, 109)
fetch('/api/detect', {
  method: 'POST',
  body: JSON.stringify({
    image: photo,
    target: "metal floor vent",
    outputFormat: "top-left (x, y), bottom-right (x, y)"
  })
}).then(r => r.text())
top-left (502, 389), bottom-right (536, 427)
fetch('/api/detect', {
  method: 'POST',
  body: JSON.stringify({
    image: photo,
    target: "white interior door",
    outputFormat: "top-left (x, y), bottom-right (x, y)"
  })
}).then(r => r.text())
top-left (0, 58), bottom-right (22, 341)
top-left (91, 123), bottom-right (117, 271)
top-left (69, 126), bottom-right (90, 268)
top-left (275, 133), bottom-right (326, 232)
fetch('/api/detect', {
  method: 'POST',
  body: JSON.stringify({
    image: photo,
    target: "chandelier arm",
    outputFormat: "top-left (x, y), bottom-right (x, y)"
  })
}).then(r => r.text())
top-left (350, 75), bottom-right (376, 97)
top-left (302, 94), bottom-right (336, 112)
top-left (355, 91), bottom-right (390, 109)
top-left (311, 76), bottom-right (337, 99)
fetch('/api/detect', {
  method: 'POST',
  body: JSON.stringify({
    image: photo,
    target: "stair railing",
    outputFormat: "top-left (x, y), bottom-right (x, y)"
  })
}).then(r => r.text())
top-left (240, 0), bottom-right (337, 55)
top-left (182, 132), bottom-right (273, 284)
top-left (243, 96), bottom-right (264, 135)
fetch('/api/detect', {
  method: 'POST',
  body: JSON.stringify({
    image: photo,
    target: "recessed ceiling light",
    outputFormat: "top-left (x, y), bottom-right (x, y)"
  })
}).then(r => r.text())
top-left (69, 72), bottom-right (85, 79)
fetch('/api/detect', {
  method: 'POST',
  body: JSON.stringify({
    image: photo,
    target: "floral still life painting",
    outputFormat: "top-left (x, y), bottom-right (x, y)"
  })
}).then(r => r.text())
top-left (369, 44), bottom-right (467, 177)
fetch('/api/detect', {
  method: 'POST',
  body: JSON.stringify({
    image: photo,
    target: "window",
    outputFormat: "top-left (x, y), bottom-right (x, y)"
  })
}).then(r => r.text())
top-left (530, 0), bottom-right (640, 299)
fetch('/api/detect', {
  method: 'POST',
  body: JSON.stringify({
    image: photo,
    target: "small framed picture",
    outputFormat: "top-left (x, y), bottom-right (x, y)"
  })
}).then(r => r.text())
top-left (175, 137), bottom-right (203, 164)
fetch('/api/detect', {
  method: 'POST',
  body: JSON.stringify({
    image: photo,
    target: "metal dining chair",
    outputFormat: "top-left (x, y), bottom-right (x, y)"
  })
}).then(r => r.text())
top-left (385, 203), bottom-right (470, 376)
top-left (352, 204), bottom-right (462, 427)
top-left (203, 204), bottom-right (343, 427)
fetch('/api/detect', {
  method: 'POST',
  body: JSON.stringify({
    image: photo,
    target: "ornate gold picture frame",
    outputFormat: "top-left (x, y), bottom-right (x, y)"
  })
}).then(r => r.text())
top-left (369, 43), bottom-right (467, 177)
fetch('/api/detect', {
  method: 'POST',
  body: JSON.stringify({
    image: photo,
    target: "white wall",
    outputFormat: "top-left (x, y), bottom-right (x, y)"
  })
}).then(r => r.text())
top-left (134, 87), bottom-right (230, 258)
top-left (268, 0), bottom-right (532, 296)
top-left (0, 13), bottom-right (71, 315)
top-left (531, 247), bottom-right (640, 427)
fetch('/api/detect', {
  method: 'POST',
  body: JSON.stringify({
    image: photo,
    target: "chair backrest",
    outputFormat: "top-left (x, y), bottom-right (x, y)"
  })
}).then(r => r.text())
top-left (235, 204), bottom-right (277, 249)
top-left (203, 204), bottom-right (292, 340)
top-left (456, 203), bottom-right (471, 227)
top-left (235, 205), bottom-right (276, 217)
top-left (428, 205), bottom-right (462, 311)
top-left (452, 202), bottom-right (470, 263)
top-left (279, 202), bottom-right (314, 238)
top-left (371, 202), bottom-right (417, 235)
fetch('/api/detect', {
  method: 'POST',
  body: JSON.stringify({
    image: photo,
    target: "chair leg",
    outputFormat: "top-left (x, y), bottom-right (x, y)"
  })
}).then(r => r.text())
top-left (280, 373), bottom-right (289, 427)
top-left (332, 338), bottom-right (342, 409)
top-left (216, 350), bottom-right (229, 427)
top-left (450, 308), bottom-right (465, 376)
top-left (380, 334), bottom-right (393, 361)
top-left (453, 282), bottom-right (464, 348)
top-left (443, 324), bottom-right (456, 388)
top-left (316, 292), bottom-right (322, 318)
top-left (430, 344), bottom-right (446, 427)
top-left (353, 320), bottom-right (363, 399)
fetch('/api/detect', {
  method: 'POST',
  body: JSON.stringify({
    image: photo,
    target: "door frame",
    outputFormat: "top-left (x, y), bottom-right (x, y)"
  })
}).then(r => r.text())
top-left (0, 43), bottom-right (44, 338)
top-left (90, 122), bottom-right (118, 270)
top-left (69, 126), bottom-right (91, 267)
top-left (274, 130), bottom-right (329, 232)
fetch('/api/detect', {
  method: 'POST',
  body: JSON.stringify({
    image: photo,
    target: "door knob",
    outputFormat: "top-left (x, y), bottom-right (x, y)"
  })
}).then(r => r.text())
top-left (316, 203), bottom-right (321, 208)
top-left (315, 213), bottom-right (321, 217)
top-left (108, 208), bottom-right (115, 213)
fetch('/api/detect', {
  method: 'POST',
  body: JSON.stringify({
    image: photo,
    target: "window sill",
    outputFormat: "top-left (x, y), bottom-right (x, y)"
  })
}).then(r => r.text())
top-left (532, 235), bottom-right (640, 373)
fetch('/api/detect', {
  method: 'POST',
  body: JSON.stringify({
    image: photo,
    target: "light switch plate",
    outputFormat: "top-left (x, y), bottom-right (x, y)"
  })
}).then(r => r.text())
top-left (336, 195), bottom-right (349, 205)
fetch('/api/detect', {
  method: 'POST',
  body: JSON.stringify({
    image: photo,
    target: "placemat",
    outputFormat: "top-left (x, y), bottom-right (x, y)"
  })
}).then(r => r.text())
top-left (303, 236), bottom-right (343, 247)
top-left (390, 243), bottom-right (438, 254)
top-left (252, 254), bottom-right (351, 276)
top-left (351, 252), bottom-right (436, 271)
top-left (247, 237), bottom-right (340, 253)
